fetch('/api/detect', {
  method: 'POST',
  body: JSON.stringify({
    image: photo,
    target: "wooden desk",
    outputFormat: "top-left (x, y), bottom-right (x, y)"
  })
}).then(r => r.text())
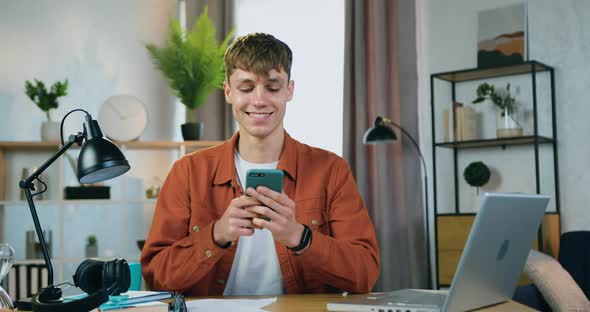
top-left (199, 294), bottom-right (538, 312)
top-left (12, 293), bottom-right (537, 311)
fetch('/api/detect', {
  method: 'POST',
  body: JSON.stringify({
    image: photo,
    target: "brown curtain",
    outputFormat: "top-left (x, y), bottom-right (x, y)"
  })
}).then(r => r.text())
top-left (344, 0), bottom-right (428, 291)
top-left (186, 0), bottom-right (235, 140)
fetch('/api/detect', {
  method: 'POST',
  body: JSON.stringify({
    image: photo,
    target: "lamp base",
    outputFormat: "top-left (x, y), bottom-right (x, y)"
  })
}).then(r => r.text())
top-left (13, 297), bottom-right (32, 310)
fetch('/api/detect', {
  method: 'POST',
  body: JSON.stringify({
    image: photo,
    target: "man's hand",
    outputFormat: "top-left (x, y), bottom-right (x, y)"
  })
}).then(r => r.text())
top-left (213, 196), bottom-right (263, 246)
top-left (245, 186), bottom-right (304, 248)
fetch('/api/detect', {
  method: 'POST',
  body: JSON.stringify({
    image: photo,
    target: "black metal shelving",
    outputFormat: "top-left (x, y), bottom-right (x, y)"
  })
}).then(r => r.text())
top-left (435, 135), bottom-right (554, 149)
top-left (429, 61), bottom-right (560, 288)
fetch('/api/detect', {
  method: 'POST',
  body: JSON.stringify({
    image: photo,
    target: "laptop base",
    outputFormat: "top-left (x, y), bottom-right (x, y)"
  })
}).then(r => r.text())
top-left (327, 289), bottom-right (447, 312)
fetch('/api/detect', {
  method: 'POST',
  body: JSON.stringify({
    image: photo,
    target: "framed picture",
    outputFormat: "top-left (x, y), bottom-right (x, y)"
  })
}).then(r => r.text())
top-left (477, 3), bottom-right (527, 68)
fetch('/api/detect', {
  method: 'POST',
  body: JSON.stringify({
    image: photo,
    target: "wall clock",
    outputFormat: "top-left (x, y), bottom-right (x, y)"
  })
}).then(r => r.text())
top-left (98, 95), bottom-right (148, 142)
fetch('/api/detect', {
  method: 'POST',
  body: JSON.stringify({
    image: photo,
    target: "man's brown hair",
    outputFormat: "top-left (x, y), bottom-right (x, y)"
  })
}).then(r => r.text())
top-left (224, 33), bottom-right (292, 82)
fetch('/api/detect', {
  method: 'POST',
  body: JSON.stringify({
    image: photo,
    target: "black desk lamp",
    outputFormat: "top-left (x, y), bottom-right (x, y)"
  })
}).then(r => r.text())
top-left (364, 116), bottom-right (433, 288)
top-left (19, 109), bottom-right (130, 302)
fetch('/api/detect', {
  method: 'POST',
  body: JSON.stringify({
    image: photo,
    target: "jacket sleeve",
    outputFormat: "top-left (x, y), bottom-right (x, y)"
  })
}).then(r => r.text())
top-left (139, 160), bottom-right (227, 292)
top-left (296, 158), bottom-right (380, 293)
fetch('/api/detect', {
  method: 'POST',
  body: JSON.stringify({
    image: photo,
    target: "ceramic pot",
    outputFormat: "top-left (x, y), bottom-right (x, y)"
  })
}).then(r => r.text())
top-left (85, 244), bottom-right (98, 258)
top-left (181, 122), bottom-right (204, 141)
top-left (41, 121), bottom-right (60, 142)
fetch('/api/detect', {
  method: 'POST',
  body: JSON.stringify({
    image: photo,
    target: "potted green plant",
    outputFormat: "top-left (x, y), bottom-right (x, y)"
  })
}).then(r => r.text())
top-left (145, 6), bottom-right (234, 140)
top-left (472, 82), bottom-right (523, 138)
top-left (463, 161), bottom-right (491, 195)
top-left (24, 79), bottom-right (68, 141)
top-left (85, 235), bottom-right (98, 258)
top-left (464, 161), bottom-right (491, 211)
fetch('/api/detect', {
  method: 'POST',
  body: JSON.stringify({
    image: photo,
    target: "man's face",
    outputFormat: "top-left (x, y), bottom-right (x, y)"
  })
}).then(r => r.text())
top-left (224, 68), bottom-right (294, 140)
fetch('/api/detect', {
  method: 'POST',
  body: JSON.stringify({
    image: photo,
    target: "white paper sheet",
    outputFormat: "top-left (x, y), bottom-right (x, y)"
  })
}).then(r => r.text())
top-left (186, 297), bottom-right (277, 312)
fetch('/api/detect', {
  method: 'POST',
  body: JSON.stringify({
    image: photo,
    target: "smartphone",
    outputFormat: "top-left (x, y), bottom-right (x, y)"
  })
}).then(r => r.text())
top-left (245, 169), bottom-right (284, 222)
top-left (245, 169), bottom-right (284, 194)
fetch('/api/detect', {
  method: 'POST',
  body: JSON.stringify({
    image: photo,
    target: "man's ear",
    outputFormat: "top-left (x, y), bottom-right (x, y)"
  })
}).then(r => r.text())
top-left (223, 81), bottom-right (232, 104)
top-left (286, 80), bottom-right (295, 102)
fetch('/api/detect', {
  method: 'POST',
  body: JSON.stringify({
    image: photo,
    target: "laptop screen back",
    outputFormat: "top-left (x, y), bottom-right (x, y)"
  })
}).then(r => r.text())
top-left (444, 192), bottom-right (549, 311)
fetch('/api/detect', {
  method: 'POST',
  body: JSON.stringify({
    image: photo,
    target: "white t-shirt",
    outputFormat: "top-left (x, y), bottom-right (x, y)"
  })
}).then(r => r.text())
top-left (222, 150), bottom-right (286, 295)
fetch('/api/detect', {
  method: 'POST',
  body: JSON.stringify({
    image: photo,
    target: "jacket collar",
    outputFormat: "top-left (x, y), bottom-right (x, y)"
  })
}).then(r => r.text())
top-left (213, 130), bottom-right (298, 185)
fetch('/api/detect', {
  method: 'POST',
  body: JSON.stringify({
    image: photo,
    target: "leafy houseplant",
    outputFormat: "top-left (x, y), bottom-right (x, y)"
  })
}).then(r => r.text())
top-left (472, 82), bottom-right (523, 137)
top-left (472, 82), bottom-right (516, 116)
top-left (25, 79), bottom-right (69, 141)
top-left (145, 6), bottom-right (234, 140)
top-left (463, 161), bottom-right (491, 195)
top-left (25, 79), bottom-right (68, 122)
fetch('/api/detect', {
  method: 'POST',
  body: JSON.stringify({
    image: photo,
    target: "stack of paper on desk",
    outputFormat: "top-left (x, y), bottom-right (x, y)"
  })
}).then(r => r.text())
top-left (185, 297), bottom-right (277, 312)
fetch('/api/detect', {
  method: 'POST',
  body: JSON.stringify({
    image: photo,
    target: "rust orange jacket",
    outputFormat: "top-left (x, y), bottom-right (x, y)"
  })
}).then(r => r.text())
top-left (140, 131), bottom-right (380, 296)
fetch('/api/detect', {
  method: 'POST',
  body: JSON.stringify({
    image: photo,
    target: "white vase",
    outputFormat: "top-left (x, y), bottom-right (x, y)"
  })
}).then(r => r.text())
top-left (41, 121), bottom-right (60, 142)
top-left (496, 107), bottom-right (523, 138)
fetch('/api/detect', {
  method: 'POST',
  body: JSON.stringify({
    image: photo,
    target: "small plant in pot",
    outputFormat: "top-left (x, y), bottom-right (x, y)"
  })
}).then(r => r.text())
top-left (463, 161), bottom-right (491, 195)
top-left (85, 235), bottom-right (98, 258)
top-left (145, 6), bottom-right (234, 140)
top-left (472, 82), bottom-right (523, 138)
top-left (24, 79), bottom-right (68, 141)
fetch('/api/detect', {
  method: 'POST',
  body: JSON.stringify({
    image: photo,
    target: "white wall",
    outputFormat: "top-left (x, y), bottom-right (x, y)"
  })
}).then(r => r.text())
top-left (0, 0), bottom-right (179, 141)
top-left (233, 0), bottom-right (345, 155)
top-left (0, 0), bottom-right (182, 281)
top-left (417, 0), bottom-right (590, 232)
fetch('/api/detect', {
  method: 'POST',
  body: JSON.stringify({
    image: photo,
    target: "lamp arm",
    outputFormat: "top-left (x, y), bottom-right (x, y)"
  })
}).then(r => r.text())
top-left (21, 134), bottom-right (84, 188)
top-left (60, 108), bottom-right (90, 146)
top-left (383, 119), bottom-right (427, 172)
top-left (19, 133), bottom-right (84, 288)
top-left (384, 119), bottom-right (433, 288)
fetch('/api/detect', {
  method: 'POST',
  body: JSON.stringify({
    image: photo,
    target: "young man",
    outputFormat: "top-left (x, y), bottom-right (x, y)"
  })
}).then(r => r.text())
top-left (140, 33), bottom-right (379, 296)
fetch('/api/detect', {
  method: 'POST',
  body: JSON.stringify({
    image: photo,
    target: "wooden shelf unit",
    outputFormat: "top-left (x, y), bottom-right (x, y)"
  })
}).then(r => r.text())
top-left (0, 140), bottom-right (221, 150)
top-left (0, 139), bottom-right (224, 282)
top-left (0, 140), bottom-right (223, 201)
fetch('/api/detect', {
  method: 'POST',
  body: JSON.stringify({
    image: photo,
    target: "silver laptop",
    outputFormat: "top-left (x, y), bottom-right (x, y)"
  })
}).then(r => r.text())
top-left (327, 192), bottom-right (550, 312)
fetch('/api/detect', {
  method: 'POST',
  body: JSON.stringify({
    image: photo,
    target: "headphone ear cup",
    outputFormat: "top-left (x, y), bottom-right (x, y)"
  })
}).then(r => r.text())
top-left (102, 260), bottom-right (115, 294)
top-left (73, 259), bottom-right (104, 294)
top-left (103, 259), bottom-right (130, 296)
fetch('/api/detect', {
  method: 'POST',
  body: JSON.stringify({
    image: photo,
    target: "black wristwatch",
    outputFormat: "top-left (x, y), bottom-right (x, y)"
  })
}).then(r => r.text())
top-left (288, 224), bottom-right (312, 252)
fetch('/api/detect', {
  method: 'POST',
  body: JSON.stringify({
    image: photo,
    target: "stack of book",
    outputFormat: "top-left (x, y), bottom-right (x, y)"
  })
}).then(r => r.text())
top-left (71, 290), bottom-right (173, 312)
top-left (444, 103), bottom-right (478, 142)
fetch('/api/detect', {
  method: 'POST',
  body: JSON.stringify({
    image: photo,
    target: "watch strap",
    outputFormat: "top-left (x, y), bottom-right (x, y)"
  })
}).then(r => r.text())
top-left (288, 224), bottom-right (312, 252)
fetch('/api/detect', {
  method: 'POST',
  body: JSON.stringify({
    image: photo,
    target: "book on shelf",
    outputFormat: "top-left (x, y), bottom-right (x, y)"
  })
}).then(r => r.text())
top-left (446, 103), bottom-right (478, 141)
top-left (443, 109), bottom-right (450, 142)
top-left (457, 105), bottom-right (478, 141)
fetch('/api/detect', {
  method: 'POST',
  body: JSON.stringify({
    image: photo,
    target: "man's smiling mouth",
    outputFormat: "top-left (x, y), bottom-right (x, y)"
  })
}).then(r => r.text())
top-left (247, 112), bottom-right (273, 118)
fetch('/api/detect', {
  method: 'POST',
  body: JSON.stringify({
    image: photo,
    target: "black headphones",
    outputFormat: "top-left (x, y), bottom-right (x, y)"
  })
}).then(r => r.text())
top-left (32, 258), bottom-right (131, 312)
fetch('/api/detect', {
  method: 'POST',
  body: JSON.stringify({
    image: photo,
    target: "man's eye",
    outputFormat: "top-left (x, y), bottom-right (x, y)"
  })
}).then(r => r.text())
top-left (239, 88), bottom-right (253, 93)
top-left (268, 88), bottom-right (280, 92)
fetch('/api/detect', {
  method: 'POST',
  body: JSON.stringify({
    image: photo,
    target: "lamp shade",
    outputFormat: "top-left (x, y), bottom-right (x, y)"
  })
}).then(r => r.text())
top-left (363, 117), bottom-right (398, 144)
top-left (77, 118), bottom-right (130, 184)
top-left (77, 137), bottom-right (130, 184)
